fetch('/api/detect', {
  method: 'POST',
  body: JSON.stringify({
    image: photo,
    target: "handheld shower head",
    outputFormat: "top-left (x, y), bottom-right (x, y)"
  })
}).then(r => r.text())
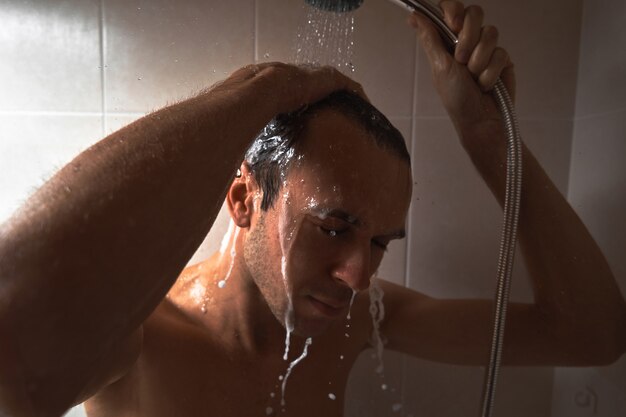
top-left (305, 0), bottom-right (457, 48)
top-left (304, 0), bottom-right (364, 12)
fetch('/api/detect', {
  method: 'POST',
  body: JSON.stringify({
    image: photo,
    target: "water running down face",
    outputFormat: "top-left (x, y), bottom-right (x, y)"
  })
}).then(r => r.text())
top-left (242, 109), bottom-right (412, 337)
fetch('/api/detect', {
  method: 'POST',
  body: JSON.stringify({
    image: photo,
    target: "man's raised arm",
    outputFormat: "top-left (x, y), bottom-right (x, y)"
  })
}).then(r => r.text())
top-left (381, 1), bottom-right (625, 366)
top-left (0, 63), bottom-right (363, 417)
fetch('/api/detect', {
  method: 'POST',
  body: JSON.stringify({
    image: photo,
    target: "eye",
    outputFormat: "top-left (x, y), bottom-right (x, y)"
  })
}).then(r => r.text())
top-left (320, 225), bottom-right (349, 237)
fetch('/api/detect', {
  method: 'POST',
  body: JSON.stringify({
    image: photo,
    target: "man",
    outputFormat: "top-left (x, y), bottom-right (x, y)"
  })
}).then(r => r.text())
top-left (0, 2), bottom-right (624, 417)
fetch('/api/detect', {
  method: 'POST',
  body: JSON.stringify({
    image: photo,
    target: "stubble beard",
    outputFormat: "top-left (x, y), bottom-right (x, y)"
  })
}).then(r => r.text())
top-left (243, 213), bottom-right (291, 330)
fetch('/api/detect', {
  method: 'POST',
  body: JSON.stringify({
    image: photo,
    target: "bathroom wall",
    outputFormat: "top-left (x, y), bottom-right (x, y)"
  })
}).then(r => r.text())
top-left (551, 0), bottom-right (626, 415)
top-left (0, 0), bottom-right (608, 416)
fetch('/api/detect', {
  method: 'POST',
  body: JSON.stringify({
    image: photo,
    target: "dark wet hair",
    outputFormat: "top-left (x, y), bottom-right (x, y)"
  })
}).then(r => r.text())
top-left (245, 90), bottom-right (411, 211)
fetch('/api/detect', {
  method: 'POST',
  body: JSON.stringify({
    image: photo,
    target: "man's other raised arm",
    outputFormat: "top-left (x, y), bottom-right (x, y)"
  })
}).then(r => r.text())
top-left (381, 2), bottom-right (625, 367)
top-left (0, 63), bottom-right (363, 417)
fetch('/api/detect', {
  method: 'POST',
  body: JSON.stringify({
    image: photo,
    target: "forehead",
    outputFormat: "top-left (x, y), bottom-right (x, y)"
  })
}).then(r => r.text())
top-left (284, 109), bottom-right (412, 228)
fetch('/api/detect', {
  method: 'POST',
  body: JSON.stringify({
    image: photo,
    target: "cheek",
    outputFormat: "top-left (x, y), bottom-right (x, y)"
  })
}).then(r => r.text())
top-left (286, 223), bottom-right (335, 276)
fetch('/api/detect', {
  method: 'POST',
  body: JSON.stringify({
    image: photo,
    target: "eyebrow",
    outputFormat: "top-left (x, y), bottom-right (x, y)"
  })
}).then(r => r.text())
top-left (321, 208), bottom-right (406, 240)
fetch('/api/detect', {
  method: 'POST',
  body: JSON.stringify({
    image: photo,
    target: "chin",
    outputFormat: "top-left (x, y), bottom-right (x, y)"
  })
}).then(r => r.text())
top-left (292, 314), bottom-right (337, 338)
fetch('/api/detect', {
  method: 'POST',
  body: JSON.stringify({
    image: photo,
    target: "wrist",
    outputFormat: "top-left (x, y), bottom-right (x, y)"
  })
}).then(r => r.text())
top-left (456, 119), bottom-right (510, 195)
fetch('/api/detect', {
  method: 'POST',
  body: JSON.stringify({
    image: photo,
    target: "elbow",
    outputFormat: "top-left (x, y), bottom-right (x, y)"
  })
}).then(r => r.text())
top-left (0, 376), bottom-right (69, 417)
top-left (0, 333), bottom-right (67, 417)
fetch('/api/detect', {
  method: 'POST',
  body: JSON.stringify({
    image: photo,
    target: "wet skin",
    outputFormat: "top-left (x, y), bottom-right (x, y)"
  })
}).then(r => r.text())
top-left (84, 109), bottom-right (412, 417)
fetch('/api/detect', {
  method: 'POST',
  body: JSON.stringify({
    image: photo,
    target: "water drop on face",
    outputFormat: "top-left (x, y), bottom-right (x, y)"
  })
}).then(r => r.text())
top-left (217, 280), bottom-right (226, 288)
top-left (328, 393), bottom-right (336, 400)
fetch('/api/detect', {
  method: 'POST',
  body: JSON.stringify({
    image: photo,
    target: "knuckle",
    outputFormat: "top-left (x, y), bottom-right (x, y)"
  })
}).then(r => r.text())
top-left (483, 25), bottom-right (499, 41)
top-left (467, 5), bottom-right (484, 19)
top-left (494, 47), bottom-right (508, 63)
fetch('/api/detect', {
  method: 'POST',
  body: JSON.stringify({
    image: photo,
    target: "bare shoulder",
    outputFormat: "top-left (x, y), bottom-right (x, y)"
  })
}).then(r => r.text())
top-left (372, 278), bottom-right (433, 316)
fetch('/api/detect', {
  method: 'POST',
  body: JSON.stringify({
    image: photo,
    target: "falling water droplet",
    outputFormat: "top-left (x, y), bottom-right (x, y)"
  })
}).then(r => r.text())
top-left (328, 393), bottom-right (336, 400)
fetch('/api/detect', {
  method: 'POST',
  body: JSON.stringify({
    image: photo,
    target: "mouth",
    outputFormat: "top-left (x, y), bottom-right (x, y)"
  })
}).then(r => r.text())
top-left (307, 295), bottom-right (348, 318)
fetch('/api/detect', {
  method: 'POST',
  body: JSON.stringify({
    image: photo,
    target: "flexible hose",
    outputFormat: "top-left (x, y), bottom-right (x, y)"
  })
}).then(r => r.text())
top-left (390, 2), bottom-right (524, 416)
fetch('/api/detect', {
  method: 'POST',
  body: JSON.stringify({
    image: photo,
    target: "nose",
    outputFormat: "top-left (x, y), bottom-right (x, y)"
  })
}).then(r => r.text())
top-left (331, 243), bottom-right (373, 292)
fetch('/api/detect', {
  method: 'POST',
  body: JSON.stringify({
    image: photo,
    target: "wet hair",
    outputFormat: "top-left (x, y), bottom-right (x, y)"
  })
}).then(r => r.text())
top-left (244, 90), bottom-right (411, 211)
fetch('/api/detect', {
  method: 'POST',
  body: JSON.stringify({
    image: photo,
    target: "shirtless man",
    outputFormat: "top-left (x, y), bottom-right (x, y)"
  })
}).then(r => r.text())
top-left (1, 2), bottom-right (624, 417)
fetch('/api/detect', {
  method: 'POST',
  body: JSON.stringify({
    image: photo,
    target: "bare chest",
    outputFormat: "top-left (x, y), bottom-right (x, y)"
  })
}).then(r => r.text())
top-left (88, 317), bottom-right (366, 417)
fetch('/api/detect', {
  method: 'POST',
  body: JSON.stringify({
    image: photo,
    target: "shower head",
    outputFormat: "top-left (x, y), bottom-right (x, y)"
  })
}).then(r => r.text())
top-left (304, 0), bottom-right (457, 48)
top-left (304, 0), bottom-right (364, 13)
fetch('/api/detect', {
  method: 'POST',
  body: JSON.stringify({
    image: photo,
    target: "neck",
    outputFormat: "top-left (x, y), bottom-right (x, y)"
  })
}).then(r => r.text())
top-left (167, 248), bottom-right (294, 356)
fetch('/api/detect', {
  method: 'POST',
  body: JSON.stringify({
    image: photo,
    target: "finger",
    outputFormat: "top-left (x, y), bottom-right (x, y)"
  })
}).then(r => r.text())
top-left (467, 25), bottom-right (498, 78)
top-left (439, 1), bottom-right (465, 33)
top-left (413, 12), bottom-right (454, 76)
top-left (267, 64), bottom-right (367, 111)
top-left (304, 65), bottom-right (368, 102)
top-left (455, 5), bottom-right (484, 64)
top-left (477, 47), bottom-right (512, 93)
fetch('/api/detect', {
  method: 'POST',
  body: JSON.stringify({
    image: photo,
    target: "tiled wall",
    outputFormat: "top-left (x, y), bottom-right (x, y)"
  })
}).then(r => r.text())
top-left (0, 0), bottom-right (592, 416)
top-left (552, 0), bottom-right (626, 415)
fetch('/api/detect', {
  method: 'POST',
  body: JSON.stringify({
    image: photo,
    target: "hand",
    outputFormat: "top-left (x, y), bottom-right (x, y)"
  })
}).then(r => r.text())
top-left (209, 62), bottom-right (367, 116)
top-left (409, 1), bottom-right (515, 141)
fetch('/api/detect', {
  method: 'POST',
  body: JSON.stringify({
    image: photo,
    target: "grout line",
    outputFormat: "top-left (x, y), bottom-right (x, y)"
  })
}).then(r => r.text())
top-left (0, 111), bottom-right (145, 117)
top-left (99, 0), bottom-right (108, 135)
top-left (253, 0), bottom-right (258, 62)
top-left (574, 107), bottom-right (626, 121)
top-left (0, 111), bottom-right (103, 117)
top-left (411, 115), bottom-right (581, 122)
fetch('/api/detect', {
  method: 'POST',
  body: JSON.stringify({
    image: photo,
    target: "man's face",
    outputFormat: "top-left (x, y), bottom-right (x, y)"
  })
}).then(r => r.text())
top-left (243, 109), bottom-right (412, 337)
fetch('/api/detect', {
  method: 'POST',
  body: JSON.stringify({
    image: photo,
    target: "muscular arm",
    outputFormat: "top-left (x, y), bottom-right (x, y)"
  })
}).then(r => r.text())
top-left (0, 64), bottom-right (363, 416)
top-left (381, 2), bottom-right (626, 366)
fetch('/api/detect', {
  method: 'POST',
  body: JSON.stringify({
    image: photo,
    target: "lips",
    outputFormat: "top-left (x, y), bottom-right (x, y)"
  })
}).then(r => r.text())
top-left (307, 295), bottom-right (349, 317)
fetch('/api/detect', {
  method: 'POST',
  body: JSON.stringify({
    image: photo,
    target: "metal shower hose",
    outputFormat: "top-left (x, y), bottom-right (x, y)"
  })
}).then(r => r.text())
top-left (394, 1), bottom-right (524, 416)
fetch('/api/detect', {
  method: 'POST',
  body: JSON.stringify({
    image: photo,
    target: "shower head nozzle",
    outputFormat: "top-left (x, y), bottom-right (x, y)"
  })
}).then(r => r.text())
top-left (304, 0), bottom-right (364, 13)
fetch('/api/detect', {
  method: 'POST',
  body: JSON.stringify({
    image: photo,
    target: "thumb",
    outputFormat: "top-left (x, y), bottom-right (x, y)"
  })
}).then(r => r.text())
top-left (410, 12), bottom-right (454, 76)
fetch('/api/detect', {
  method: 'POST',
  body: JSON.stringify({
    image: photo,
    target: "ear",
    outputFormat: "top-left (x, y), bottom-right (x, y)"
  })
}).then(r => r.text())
top-left (226, 162), bottom-right (259, 228)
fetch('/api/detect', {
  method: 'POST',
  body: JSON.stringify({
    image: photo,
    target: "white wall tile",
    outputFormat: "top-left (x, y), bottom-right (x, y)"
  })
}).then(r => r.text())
top-left (0, 114), bottom-right (102, 223)
top-left (574, 0), bottom-right (626, 117)
top-left (104, 0), bottom-right (255, 113)
top-left (0, 0), bottom-right (102, 112)
top-left (407, 118), bottom-right (502, 298)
